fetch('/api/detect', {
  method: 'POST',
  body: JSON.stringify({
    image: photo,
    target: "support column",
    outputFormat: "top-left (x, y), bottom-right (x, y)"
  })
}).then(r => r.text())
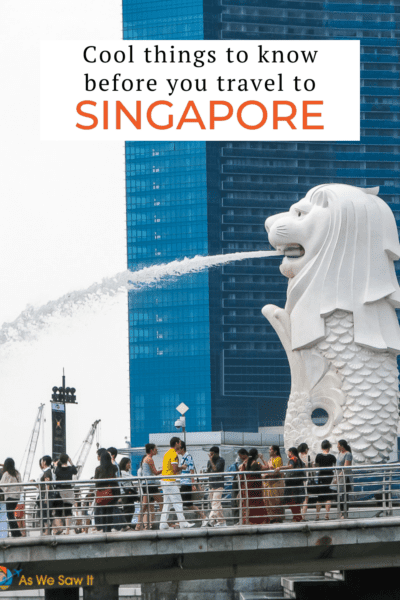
top-left (83, 583), bottom-right (119, 600)
top-left (45, 589), bottom-right (79, 600)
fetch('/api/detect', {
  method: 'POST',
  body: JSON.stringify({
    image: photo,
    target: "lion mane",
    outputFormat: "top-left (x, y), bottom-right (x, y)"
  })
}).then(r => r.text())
top-left (285, 184), bottom-right (400, 353)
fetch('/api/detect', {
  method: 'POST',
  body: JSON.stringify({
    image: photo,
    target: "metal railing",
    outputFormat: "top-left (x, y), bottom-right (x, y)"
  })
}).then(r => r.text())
top-left (1, 462), bottom-right (400, 537)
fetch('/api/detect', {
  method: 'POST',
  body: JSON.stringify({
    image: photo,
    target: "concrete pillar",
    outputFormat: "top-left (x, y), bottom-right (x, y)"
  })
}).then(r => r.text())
top-left (83, 583), bottom-right (119, 600)
top-left (142, 577), bottom-right (283, 600)
top-left (45, 589), bottom-right (79, 600)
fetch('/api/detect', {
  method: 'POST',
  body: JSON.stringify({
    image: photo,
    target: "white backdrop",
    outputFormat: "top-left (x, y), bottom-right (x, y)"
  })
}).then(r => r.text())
top-left (40, 40), bottom-right (360, 141)
top-left (0, 0), bottom-right (129, 479)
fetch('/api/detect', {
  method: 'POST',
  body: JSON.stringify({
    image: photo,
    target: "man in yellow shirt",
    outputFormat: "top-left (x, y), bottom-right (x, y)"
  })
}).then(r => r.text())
top-left (160, 437), bottom-right (195, 529)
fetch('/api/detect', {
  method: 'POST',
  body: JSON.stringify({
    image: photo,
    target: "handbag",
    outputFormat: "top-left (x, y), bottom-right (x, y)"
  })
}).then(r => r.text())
top-left (14, 503), bottom-right (26, 537)
top-left (192, 484), bottom-right (205, 503)
top-left (305, 456), bottom-right (319, 496)
top-left (307, 481), bottom-right (320, 496)
top-left (48, 490), bottom-right (61, 500)
top-left (95, 488), bottom-right (113, 506)
top-left (59, 488), bottom-right (75, 504)
top-left (188, 456), bottom-right (205, 503)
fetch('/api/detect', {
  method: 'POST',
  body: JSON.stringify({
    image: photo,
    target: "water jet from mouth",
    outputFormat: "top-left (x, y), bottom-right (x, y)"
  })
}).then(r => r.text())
top-left (0, 250), bottom-right (282, 348)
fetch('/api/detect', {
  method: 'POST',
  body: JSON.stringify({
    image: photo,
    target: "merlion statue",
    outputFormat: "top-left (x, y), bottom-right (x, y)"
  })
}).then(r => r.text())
top-left (262, 183), bottom-right (400, 463)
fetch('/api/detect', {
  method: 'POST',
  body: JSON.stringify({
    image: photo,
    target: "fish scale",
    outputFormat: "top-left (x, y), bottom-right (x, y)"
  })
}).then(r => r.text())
top-left (314, 310), bottom-right (399, 463)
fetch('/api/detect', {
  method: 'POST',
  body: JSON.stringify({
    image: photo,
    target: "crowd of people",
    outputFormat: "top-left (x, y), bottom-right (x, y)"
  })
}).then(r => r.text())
top-left (230, 439), bottom-right (353, 525)
top-left (0, 437), bottom-right (354, 537)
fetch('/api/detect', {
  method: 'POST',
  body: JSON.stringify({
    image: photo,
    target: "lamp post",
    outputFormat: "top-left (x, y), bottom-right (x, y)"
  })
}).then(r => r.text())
top-left (50, 369), bottom-right (77, 459)
top-left (175, 402), bottom-right (189, 445)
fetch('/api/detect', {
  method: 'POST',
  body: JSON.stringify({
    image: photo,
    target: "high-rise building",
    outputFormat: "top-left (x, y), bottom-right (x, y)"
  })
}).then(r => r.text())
top-left (123, 0), bottom-right (400, 447)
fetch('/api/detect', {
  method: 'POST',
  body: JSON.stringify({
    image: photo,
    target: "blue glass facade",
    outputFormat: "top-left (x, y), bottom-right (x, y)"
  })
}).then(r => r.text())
top-left (125, 141), bottom-right (212, 445)
top-left (123, 0), bottom-right (400, 446)
top-left (123, 0), bottom-right (204, 39)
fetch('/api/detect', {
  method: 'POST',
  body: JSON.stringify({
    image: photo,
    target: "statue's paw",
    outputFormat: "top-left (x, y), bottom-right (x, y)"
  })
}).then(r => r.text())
top-left (261, 304), bottom-right (282, 320)
top-left (262, 305), bottom-right (291, 332)
top-left (262, 305), bottom-right (292, 358)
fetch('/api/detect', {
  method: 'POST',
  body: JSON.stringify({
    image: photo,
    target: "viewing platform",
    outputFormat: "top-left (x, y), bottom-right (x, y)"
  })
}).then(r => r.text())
top-left (1, 462), bottom-right (399, 598)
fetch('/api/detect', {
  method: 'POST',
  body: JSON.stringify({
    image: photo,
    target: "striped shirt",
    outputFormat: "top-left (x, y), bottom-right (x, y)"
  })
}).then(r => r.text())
top-left (180, 452), bottom-right (195, 486)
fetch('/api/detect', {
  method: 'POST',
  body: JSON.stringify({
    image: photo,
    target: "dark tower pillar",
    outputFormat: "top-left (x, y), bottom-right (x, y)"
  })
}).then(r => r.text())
top-left (51, 369), bottom-right (77, 460)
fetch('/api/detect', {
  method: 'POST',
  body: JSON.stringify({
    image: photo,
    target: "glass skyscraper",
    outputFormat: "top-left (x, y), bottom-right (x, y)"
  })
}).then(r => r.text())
top-left (123, 0), bottom-right (400, 447)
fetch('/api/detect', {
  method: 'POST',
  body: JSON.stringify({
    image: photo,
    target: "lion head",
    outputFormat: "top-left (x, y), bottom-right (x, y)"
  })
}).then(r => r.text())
top-left (265, 183), bottom-right (400, 352)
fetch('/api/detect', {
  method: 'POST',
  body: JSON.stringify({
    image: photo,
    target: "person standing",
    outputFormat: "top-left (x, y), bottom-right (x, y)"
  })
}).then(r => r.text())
top-left (297, 443), bottom-right (314, 519)
top-left (51, 456), bottom-right (59, 478)
top-left (55, 454), bottom-right (78, 535)
top-left (227, 448), bottom-right (248, 525)
top-left (178, 441), bottom-right (207, 526)
top-left (119, 458), bottom-right (138, 531)
top-left (107, 447), bottom-right (124, 531)
top-left (107, 448), bottom-right (121, 476)
top-left (39, 455), bottom-right (60, 535)
top-left (278, 447), bottom-right (304, 522)
top-left (141, 444), bottom-right (163, 530)
top-left (159, 437), bottom-right (195, 530)
top-left (204, 446), bottom-right (226, 527)
top-left (92, 448), bottom-right (107, 532)
top-left (239, 448), bottom-right (269, 525)
top-left (1, 458), bottom-right (23, 537)
top-left (315, 440), bottom-right (337, 520)
top-left (337, 439), bottom-right (353, 519)
top-left (94, 452), bottom-right (119, 533)
top-left (264, 445), bottom-right (284, 523)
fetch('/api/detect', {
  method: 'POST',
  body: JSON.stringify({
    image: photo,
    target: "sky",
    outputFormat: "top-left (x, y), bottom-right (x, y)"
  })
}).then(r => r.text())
top-left (0, 1), bottom-right (129, 479)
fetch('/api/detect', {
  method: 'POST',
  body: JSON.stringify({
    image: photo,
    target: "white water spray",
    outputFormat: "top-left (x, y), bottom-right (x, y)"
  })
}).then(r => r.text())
top-left (0, 251), bottom-right (281, 347)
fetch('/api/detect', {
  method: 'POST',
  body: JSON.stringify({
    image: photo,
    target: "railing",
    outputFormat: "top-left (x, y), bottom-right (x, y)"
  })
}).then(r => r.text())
top-left (1, 462), bottom-right (400, 538)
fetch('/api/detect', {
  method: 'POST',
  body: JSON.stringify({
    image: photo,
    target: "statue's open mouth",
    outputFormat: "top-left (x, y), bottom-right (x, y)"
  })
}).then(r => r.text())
top-left (282, 244), bottom-right (305, 258)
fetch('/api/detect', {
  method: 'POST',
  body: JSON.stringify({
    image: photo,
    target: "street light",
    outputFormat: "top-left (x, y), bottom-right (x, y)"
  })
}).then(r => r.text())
top-left (175, 402), bottom-right (189, 445)
top-left (51, 385), bottom-right (77, 404)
